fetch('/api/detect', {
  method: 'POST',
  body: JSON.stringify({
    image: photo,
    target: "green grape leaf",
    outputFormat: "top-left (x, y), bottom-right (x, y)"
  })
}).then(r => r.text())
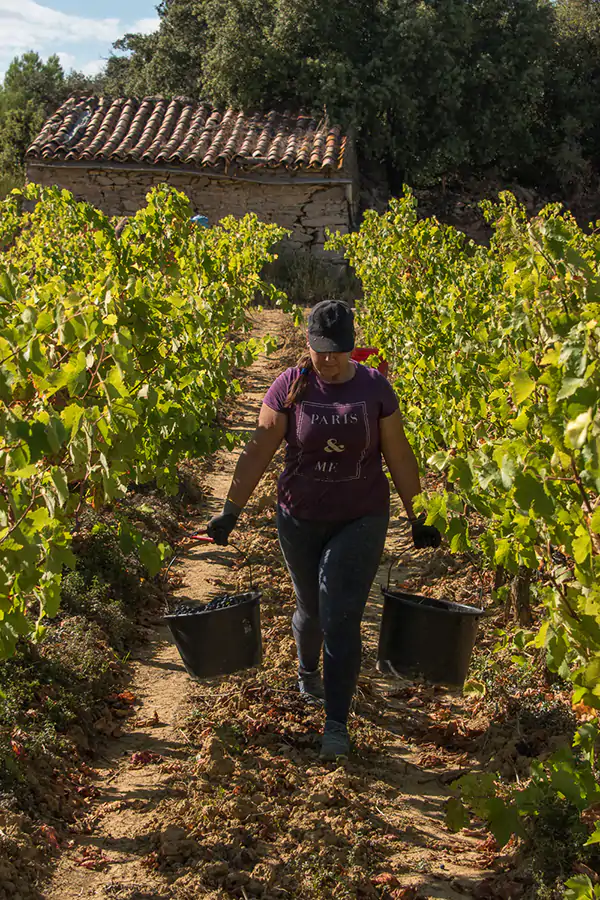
top-left (513, 472), bottom-right (555, 519)
top-left (573, 528), bottom-right (593, 566)
top-left (565, 874), bottom-right (600, 900)
top-left (484, 797), bottom-right (522, 847)
top-left (585, 824), bottom-right (600, 846)
top-left (139, 540), bottom-right (163, 577)
top-left (46, 543), bottom-right (76, 575)
top-left (557, 377), bottom-right (586, 400)
top-left (446, 797), bottom-right (470, 833)
top-left (0, 269), bottom-right (16, 303)
top-left (50, 467), bottom-right (70, 507)
top-left (447, 517), bottom-right (470, 552)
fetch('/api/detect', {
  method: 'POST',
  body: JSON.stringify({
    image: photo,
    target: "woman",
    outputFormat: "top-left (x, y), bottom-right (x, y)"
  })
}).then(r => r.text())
top-left (207, 300), bottom-right (441, 760)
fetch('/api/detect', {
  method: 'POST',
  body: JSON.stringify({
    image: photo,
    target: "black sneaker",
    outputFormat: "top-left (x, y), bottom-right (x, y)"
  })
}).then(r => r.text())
top-left (297, 670), bottom-right (325, 704)
top-left (320, 720), bottom-right (349, 761)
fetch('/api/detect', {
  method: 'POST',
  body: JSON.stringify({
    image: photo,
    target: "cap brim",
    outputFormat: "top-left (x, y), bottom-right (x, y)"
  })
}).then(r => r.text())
top-left (308, 336), bottom-right (355, 353)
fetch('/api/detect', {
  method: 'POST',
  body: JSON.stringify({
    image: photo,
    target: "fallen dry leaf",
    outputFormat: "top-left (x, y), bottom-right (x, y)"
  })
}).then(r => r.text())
top-left (116, 690), bottom-right (136, 704)
top-left (372, 872), bottom-right (400, 887)
top-left (130, 750), bottom-right (162, 768)
top-left (73, 846), bottom-right (109, 870)
top-left (391, 889), bottom-right (418, 900)
top-left (573, 701), bottom-right (598, 722)
top-left (38, 824), bottom-right (60, 849)
top-left (582, 803), bottom-right (600, 827)
top-left (134, 710), bottom-right (161, 728)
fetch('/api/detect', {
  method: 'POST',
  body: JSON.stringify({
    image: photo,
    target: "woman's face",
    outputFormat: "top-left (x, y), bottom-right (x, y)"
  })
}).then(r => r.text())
top-left (309, 347), bottom-right (353, 382)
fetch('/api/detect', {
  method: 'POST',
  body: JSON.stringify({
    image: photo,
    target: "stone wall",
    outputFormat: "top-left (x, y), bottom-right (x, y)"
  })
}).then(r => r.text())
top-left (27, 164), bottom-right (355, 261)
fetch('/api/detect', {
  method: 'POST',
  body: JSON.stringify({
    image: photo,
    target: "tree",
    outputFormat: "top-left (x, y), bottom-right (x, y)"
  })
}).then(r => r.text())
top-left (0, 52), bottom-right (102, 183)
top-left (103, 1), bottom-right (208, 97)
top-left (0, 54), bottom-right (64, 176)
top-left (6, 1), bottom-right (600, 193)
top-left (202, 0), bottom-right (380, 123)
top-left (540, 0), bottom-right (600, 189)
top-left (1, 52), bottom-right (65, 112)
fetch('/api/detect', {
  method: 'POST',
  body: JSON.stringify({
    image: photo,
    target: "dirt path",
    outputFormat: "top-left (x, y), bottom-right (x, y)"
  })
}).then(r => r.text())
top-left (43, 309), bottom-right (287, 900)
top-left (44, 308), bottom-right (492, 900)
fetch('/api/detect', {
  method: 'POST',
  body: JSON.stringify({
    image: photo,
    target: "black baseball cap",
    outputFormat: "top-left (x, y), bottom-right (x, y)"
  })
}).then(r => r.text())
top-left (307, 300), bottom-right (355, 353)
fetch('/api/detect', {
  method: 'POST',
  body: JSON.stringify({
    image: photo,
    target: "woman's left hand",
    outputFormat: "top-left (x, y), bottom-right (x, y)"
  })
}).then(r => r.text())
top-left (411, 514), bottom-right (442, 549)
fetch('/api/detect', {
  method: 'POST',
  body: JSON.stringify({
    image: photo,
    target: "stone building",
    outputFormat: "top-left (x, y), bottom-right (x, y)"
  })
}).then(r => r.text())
top-left (25, 95), bottom-right (358, 260)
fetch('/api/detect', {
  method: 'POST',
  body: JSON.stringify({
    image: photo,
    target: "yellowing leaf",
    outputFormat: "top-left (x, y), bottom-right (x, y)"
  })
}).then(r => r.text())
top-left (566, 410), bottom-right (592, 448)
top-left (511, 370), bottom-right (535, 405)
top-left (573, 528), bottom-right (592, 565)
top-left (540, 346), bottom-right (561, 365)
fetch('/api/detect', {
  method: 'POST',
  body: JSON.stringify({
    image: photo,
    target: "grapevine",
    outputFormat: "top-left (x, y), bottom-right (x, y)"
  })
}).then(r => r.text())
top-left (331, 190), bottom-right (600, 709)
top-left (0, 183), bottom-right (285, 657)
top-left (331, 191), bottom-right (600, 890)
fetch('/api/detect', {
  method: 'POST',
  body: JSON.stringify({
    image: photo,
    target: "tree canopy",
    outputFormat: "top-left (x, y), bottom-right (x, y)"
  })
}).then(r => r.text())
top-left (0, 53), bottom-right (102, 187)
top-left (101, 0), bottom-right (600, 191)
top-left (3, 0), bottom-right (600, 193)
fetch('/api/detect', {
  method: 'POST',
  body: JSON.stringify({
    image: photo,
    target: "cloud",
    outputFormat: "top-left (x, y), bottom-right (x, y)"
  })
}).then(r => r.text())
top-left (81, 58), bottom-right (106, 77)
top-left (0, 0), bottom-right (120, 77)
top-left (133, 17), bottom-right (160, 35)
top-left (0, 1), bottom-right (120, 45)
top-left (56, 51), bottom-right (76, 71)
top-left (0, 2), bottom-right (163, 84)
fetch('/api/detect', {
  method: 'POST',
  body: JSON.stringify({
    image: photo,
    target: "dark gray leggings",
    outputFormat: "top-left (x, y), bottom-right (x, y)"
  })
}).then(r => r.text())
top-left (277, 507), bottom-right (389, 724)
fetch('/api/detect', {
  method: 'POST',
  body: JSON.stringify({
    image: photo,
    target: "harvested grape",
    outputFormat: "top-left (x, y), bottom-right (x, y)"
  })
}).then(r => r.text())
top-left (169, 594), bottom-right (252, 616)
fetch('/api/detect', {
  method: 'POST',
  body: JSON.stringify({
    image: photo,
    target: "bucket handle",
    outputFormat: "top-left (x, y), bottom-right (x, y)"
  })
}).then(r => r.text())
top-left (163, 533), bottom-right (254, 609)
top-left (180, 535), bottom-right (254, 588)
top-left (384, 553), bottom-right (490, 615)
top-left (385, 554), bottom-right (427, 605)
top-left (228, 539), bottom-right (254, 593)
top-left (386, 555), bottom-right (402, 593)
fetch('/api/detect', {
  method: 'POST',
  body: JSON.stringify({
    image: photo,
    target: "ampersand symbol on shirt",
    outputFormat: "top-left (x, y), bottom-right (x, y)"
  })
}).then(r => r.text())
top-left (324, 438), bottom-right (345, 454)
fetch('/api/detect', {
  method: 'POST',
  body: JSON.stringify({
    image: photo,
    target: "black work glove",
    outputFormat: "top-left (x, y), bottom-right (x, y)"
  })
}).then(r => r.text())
top-left (207, 500), bottom-right (242, 546)
top-left (411, 513), bottom-right (442, 549)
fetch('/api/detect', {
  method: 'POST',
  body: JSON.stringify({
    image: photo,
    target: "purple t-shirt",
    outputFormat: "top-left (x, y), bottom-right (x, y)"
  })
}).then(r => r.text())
top-left (263, 363), bottom-right (399, 521)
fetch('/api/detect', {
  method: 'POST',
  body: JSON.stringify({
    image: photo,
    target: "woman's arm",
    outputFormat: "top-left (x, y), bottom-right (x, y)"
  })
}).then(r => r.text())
top-left (207, 403), bottom-right (287, 544)
top-left (226, 403), bottom-right (288, 508)
top-left (379, 409), bottom-right (422, 519)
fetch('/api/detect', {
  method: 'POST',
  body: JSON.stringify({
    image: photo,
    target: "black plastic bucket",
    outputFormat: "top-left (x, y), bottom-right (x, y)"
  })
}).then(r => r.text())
top-left (165, 591), bottom-right (262, 679)
top-left (377, 588), bottom-right (483, 687)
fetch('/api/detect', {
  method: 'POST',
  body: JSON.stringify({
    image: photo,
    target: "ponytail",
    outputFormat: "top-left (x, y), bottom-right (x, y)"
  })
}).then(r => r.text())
top-left (285, 352), bottom-right (313, 407)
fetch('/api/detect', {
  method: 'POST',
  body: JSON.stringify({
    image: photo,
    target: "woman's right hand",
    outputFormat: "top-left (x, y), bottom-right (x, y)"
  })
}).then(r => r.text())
top-left (206, 512), bottom-right (238, 545)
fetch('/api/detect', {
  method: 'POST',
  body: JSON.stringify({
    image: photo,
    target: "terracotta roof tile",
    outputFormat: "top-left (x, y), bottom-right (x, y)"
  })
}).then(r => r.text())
top-left (26, 96), bottom-right (349, 175)
top-left (170, 104), bottom-right (209, 162)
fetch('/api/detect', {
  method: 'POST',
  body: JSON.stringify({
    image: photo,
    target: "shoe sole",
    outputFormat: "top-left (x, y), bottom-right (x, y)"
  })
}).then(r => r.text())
top-left (300, 693), bottom-right (325, 706)
top-left (319, 750), bottom-right (349, 762)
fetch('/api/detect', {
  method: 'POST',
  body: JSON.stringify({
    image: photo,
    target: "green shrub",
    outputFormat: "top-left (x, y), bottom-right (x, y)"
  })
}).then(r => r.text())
top-left (265, 248), bottom-right (359, 307)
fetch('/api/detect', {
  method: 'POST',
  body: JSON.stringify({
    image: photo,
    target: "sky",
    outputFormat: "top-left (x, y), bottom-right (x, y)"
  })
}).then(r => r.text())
top-left (0, 0), bottom-right (161, 82)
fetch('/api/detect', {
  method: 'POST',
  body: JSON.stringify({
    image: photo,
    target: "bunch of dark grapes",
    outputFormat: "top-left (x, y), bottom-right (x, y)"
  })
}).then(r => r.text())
top-left (204, 594), bottom-right (246, 612)
top-left (171, 602), bottom-right (204, 616)
top-left (170, 594), bottom-right (248, 616)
